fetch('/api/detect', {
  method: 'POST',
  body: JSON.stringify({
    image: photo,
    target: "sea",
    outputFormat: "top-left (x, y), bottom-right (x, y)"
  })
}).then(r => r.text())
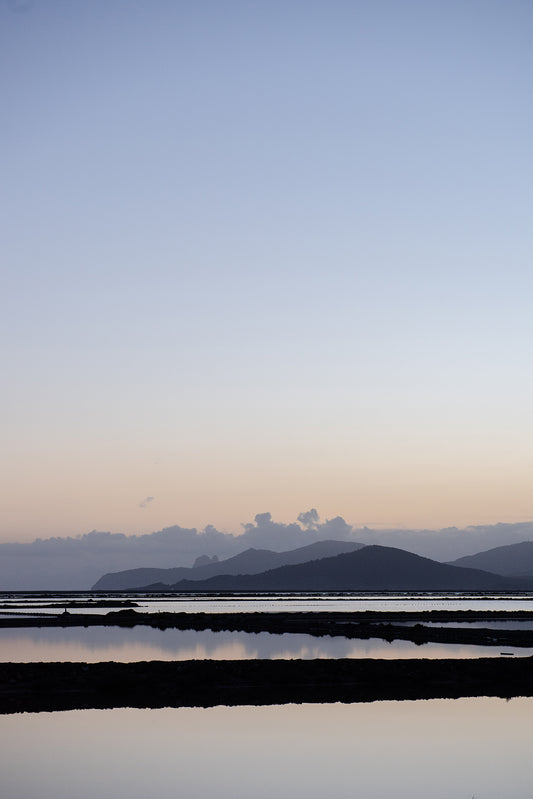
top-left (2, 591), bottom-right (532, 798)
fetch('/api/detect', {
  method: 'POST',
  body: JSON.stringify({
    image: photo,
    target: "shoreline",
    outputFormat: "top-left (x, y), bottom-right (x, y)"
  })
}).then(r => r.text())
top-left (4, 609), bottom-right (533, 714)
top-left (3, 608), bottom-right (533, 648)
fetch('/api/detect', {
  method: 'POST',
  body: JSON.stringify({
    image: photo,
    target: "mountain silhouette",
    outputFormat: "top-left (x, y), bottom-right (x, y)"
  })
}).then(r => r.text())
top-left (92, 539), bottom-right (365, 590)
top-left (155, 545), bottom-right (533, 592)
top-left (450, 540), bottom-right (533, 577)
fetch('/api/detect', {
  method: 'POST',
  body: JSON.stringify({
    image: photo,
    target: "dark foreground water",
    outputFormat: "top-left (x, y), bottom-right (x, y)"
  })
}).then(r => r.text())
top-left (1, 697), bottom-right (531, 798)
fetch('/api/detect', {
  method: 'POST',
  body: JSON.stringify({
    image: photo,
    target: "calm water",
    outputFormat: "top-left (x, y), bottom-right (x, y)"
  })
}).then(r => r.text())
top-left (3, 592), bottom-right (533, 661)
top-left (1, 698), bottom-right (531, 799)
top-left (3, 594), bottom-right (530, 796)
top-left (3, 591), bottom-right (533, 615)
top-left (2, 625), bottom-right (532, 662)
top-left (405, 620), bottom-right (533, 629)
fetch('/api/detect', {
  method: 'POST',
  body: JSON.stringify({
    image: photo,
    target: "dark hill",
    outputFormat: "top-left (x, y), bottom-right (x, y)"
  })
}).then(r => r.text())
top-left (166, 545), bottom-right (533, 592)
top-left (92, 540), bottom-right (365, 590)
top-left (449, 541), bottom-right (533, 577)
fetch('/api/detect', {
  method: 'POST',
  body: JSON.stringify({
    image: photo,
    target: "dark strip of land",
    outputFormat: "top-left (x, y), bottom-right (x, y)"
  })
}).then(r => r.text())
top-left (5, 608), bottom-right (533, 626)
top-left (2, 657), bottom-right (533, 714)
top-left (3, 609), bottom-right (533, 648)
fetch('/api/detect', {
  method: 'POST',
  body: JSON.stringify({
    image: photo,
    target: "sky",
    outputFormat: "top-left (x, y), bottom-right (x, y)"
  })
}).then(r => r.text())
top-left (2, 0), bottom-right (532, 544)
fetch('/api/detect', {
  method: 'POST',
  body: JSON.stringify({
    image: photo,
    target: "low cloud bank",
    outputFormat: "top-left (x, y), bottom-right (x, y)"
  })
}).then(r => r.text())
top-left (2, 512), bottom-right (533, 590)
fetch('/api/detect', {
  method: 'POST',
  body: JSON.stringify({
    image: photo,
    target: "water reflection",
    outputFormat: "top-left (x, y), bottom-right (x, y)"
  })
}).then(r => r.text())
top-left (2, 625), bottom-right (533, 662)
top-left (402, 620), bottom-right (533, 630)
top-left (3, 591), bottom-right (533, 615)
top-left (1, 698), bottom-right (532, 799)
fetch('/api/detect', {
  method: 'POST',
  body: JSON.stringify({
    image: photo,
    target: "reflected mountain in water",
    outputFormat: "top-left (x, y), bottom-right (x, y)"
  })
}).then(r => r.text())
top-left (2, 624), bottom-right (532, 663)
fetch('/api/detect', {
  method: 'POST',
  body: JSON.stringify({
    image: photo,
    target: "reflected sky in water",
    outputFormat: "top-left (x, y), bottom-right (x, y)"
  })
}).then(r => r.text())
top-left (3, 592), bottom-right (533, 615)
top-left (2, 625), bottom-right (533, 662)
top-left (404, 619), bottom-right (533, 630)
top-left (1, 698), bottom-right (532, 799)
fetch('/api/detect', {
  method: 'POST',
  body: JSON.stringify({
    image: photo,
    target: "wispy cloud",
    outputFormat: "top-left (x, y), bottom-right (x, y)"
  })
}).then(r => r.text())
top-left (138, 496), bottom-right (155, 509)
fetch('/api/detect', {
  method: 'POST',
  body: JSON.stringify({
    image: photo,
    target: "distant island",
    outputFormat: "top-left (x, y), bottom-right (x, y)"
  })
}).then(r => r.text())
top-left (94, 541), bottom-right (533, 593)
top-left (5, 517), bottom-right (533, 590)
top-left (92, 539), bottom-right (364, 590)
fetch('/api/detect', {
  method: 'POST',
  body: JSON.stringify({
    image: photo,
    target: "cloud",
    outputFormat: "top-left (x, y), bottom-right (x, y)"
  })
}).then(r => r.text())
top-left (297, 509), bottom-right (320, 529)
top-left (138, 496), bottom-right (155, 509)
top-left (254, 512), bottom-right (272, 525)
top-left (0, 524), bottom-right (240, 590)
top-left (241, 512), bottom-right (311, 551)
top-left (2, 512), bottom-right (533, 590)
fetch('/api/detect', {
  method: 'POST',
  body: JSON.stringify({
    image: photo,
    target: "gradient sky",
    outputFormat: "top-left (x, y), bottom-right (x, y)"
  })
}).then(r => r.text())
top-left (2, 0), bottom-right (532, 543)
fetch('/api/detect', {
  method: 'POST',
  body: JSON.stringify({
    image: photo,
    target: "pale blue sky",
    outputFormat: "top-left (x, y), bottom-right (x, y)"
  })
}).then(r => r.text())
top-left (2, 0), bottom-right (532, 541)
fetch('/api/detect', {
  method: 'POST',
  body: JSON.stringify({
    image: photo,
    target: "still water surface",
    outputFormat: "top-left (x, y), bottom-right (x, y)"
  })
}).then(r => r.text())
top-left (1, 698), bottom-right (531, 799)
top-left (3, 591), bottom-right (533, 614)
top-left (2, 626), bottom-right (532, 661)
